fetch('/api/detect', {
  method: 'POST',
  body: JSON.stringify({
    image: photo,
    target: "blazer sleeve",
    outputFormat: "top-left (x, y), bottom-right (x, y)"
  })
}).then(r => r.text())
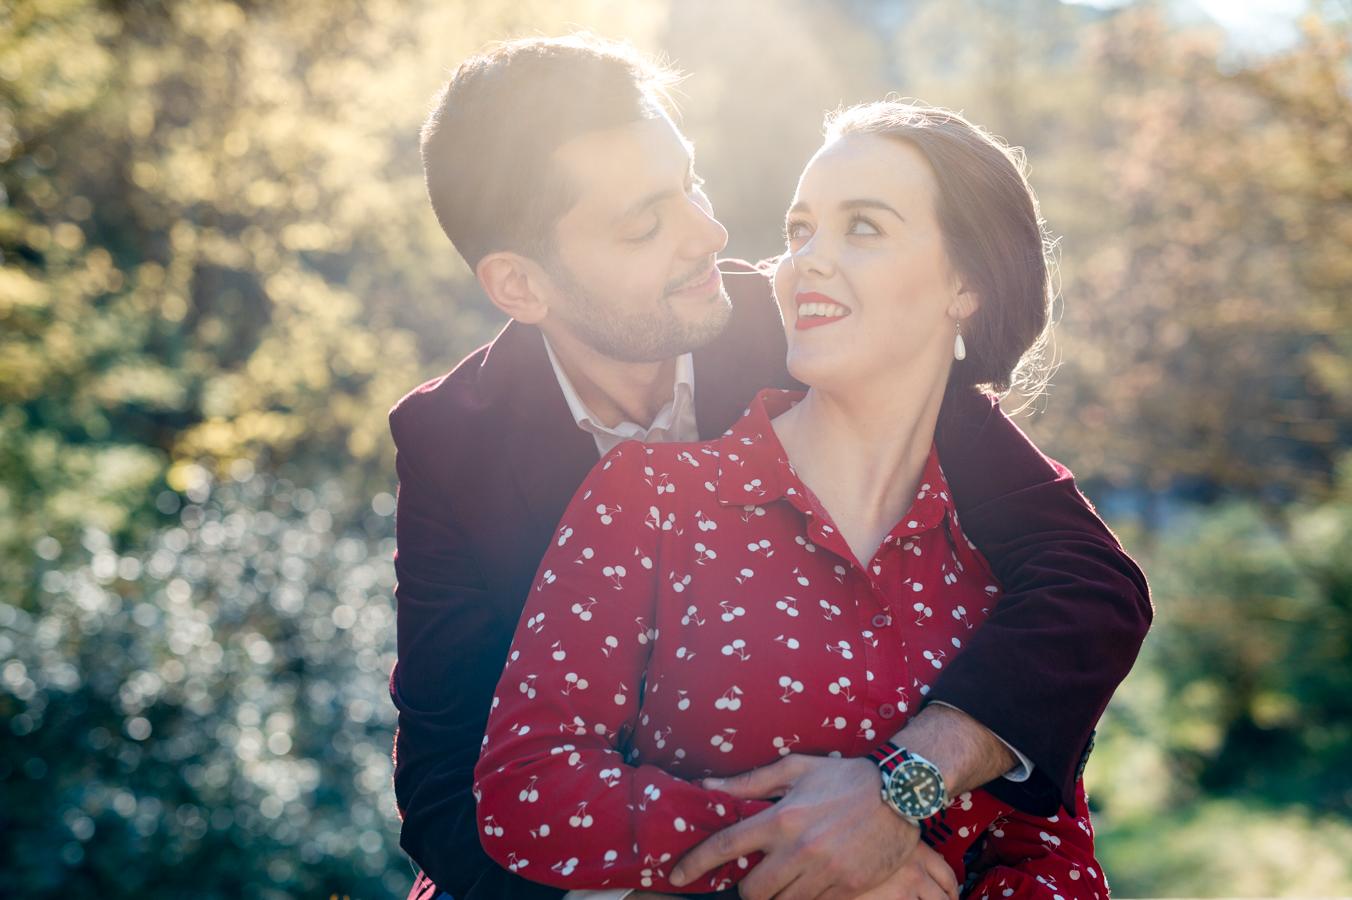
top-left (930, 386), bottom-right (1152, 816)
top-left (389, 448), bottom-right (566, 900)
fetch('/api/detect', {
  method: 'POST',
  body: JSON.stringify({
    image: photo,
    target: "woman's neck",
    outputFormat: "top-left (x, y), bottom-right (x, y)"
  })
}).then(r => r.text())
top-left (772, 369), bottom-right (951, 567)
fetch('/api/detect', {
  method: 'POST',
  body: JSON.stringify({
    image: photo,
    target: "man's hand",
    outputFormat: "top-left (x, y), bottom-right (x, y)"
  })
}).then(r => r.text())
top-left (854, 842), bottom-right (959, 900)
top-left (668, 754), bottom-right (920, 900)
top-left (669, 705), bottom-right (1012, 899)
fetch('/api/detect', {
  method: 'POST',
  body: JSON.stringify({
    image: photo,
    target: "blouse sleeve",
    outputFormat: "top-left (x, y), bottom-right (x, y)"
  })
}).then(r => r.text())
top-left (474, 444), bottom-right (770, 893)
top-left (964, 782), bottom-right (1108, 900)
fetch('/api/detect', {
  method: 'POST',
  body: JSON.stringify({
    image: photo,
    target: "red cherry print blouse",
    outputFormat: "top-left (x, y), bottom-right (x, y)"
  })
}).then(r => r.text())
top-left (475, 390), bottom-right (1108, 898)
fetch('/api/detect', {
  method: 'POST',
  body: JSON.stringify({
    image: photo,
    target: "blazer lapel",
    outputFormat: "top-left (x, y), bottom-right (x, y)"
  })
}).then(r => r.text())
top-left (484, 321), bottom-right (602, 539)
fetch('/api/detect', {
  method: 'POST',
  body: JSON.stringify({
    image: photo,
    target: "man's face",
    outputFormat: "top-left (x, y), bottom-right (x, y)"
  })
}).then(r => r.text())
top-left (540, 111), bottom-right (732, 363)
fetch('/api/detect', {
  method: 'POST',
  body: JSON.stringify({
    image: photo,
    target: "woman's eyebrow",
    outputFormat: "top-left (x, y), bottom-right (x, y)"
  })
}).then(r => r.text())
top-left (840, 198), bottom-right (904, 220)
top-left (785, 198), bottom-right (905, 220)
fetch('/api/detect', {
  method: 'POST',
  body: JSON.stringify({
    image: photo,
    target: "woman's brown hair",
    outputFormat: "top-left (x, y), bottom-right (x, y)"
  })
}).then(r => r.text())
top-left (826, 101), bottom-right (1054, 396)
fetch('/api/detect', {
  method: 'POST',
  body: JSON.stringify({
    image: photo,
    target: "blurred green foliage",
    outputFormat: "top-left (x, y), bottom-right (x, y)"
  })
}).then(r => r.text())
top-left (1, 0), bottom-right (1351, 897)
top-left (1087, 464), bottom-right (1352, 893)
top-left (2, 468), bottom-right (408, 898)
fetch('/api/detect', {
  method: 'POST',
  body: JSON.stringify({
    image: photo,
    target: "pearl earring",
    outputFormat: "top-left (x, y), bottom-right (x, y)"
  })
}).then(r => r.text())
top-left (954, 318), bottom-right (967, 361)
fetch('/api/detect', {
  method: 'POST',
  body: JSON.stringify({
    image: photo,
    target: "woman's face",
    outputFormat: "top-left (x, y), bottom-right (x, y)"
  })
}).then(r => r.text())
top-left (774, 134), bottom-right (974, 394)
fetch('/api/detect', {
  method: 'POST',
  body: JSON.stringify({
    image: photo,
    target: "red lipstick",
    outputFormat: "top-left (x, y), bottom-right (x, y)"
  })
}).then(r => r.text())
top-left (793, 291), bottom-right (851, 331)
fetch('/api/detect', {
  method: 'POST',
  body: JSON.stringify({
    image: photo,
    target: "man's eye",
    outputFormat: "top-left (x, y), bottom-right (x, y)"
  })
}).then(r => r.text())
top-left (632, 220), bottom-right (661, 243)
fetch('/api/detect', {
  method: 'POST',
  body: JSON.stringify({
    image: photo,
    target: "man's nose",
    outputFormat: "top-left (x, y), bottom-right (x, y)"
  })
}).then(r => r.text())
top-left (682, 198), bottom-right (728, 258)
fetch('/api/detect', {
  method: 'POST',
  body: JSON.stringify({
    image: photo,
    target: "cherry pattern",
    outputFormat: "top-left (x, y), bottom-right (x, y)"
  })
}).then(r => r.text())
top-left (475, 390), bottom-right (1107, 898)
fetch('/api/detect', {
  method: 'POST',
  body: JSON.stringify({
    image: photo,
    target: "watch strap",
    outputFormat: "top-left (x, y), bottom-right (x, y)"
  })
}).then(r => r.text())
top-left (868, 741), bottom-right (911, 773)
top-left (917, 806), bottom-right (953, 847)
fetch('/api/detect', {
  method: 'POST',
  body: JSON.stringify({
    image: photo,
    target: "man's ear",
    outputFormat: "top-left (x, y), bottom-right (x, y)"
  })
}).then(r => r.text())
top-left (477, 251), bottom-right (551, 325)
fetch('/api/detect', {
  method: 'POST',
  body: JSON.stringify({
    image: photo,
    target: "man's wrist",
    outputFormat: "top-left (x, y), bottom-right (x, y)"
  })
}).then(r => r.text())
top-left (885, 704), bottom-right (1016, 795)
top-left (926, 700), bottom-right (1033, 782)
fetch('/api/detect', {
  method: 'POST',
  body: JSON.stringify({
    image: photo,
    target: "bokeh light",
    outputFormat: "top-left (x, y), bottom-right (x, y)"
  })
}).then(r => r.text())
top-left (2, 0), bottom-right (1351, 896)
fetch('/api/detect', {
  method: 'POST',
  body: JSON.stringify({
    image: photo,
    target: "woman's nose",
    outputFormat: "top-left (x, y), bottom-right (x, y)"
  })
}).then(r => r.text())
top-left (791, 237), bottom-right (833, 279)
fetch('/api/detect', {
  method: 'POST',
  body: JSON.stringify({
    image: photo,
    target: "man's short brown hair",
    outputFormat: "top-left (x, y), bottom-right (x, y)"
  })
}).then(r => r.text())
top-left (421, 34), bottom-right (681, 270)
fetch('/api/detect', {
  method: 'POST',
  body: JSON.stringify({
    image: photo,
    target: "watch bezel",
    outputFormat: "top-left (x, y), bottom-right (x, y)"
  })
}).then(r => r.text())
top-left (881, 753), bottom-right (948, 822)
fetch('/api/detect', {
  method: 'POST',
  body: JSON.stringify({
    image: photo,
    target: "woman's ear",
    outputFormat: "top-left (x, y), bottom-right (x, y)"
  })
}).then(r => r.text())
top-left (477, 252), bottom-right (551, 325)
top-left (948, 279), bottom-right (980, 322)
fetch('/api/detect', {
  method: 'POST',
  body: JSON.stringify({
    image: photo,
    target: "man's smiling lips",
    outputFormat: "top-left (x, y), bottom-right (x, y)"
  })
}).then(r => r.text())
top-left (668, 265), bottom-right (723, 298)
top-left (794, 291), bottom-right (851, 330)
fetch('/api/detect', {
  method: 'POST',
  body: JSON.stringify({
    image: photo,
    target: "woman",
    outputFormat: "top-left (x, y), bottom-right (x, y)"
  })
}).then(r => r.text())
top-left (473, 103), bottom-right (1109, 899)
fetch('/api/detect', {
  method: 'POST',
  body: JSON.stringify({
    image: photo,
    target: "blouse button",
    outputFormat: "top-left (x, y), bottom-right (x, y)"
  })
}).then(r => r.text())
top-left (871, 614), bottom-right (888, 628)
top-left (878, 703), bottom-right (896, 719)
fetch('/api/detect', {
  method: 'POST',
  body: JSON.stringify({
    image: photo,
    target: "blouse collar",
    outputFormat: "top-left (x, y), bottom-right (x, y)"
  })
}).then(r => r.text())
top-left (715, 389), bottom-right (956, 558)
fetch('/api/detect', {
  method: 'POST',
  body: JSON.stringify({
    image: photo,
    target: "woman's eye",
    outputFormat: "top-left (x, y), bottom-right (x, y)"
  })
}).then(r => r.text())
top-left (848, 217), bottom-right (880, 236)
top-left (785, 221), bottom-right (810, 241)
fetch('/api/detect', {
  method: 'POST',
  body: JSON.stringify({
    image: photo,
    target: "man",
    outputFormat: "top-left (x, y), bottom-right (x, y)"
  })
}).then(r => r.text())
top-left (389, 34), bottom-right (1150, 900)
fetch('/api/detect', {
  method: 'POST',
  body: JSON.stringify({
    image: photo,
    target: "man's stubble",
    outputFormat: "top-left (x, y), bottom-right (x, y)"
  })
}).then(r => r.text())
top-left (548, 257), bottom-right (734, 364)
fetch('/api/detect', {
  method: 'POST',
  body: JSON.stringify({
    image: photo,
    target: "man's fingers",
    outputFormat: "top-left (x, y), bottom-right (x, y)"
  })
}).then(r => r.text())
top-left (739, 868), bottom-right (810, 900)
top-left (670, 814), bottom-right (767, 887)
top-left (916, 876), bottom-right (951, 900)
top-left (919, 845), bottom-right (959, 900)
top-left (735, 835), bottom-right (826, 900)
top-left (842, 854), bottom-right (948, 900)
top-left (705, 755), bottom-right (802, 800)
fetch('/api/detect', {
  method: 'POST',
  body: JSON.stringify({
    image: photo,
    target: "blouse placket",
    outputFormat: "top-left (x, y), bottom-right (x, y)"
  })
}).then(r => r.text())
top-left (716, 408), bottom-right (962, 760)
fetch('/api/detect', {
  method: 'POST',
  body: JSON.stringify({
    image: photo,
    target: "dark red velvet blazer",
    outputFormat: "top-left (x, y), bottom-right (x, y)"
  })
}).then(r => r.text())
top-left (388, 261), bottom-right (1151, 900)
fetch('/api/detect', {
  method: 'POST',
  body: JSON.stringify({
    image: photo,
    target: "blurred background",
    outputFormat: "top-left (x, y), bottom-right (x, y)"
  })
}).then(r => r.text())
top-left (1, 0), bottom-right (1350, 896)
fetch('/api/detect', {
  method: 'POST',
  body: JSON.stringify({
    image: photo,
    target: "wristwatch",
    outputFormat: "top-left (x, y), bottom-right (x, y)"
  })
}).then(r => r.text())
top-left (867, 742), bottom-right (954, 847)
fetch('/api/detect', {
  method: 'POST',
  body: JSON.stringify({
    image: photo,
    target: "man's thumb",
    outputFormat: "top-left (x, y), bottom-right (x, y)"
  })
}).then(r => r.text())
top-left (703, 757), bottom-right (798, 799)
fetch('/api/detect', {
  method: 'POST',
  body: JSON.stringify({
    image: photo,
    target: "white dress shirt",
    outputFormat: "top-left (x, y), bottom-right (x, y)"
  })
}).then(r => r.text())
top-left (542, 338), bottom-right (1029, 900)
top-left (543, 336), bottom-right (699, 458)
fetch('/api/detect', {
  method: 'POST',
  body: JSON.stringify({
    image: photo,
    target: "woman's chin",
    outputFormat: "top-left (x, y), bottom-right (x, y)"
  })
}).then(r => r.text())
top-left (786, 352), bottom-right (851, 392)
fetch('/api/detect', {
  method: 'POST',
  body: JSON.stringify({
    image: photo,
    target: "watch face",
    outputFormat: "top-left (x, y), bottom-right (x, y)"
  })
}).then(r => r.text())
top-left (888, 759), bottom-right (945, 818)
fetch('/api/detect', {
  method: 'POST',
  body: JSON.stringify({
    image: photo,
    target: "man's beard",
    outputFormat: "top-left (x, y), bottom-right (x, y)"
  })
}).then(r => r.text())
top-left (547, 257), bottom-right (733, 364)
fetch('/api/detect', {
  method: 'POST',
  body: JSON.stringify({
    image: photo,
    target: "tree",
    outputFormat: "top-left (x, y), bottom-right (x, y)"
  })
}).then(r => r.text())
top-left (1022, 8), bottom-right (1352, 498)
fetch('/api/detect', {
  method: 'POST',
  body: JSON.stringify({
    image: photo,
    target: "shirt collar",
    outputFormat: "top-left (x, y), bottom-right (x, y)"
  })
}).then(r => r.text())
top-left (714, 389), bottom-right (798, 508)
top-left (542, 334), bottom-right (696, 441)
top-left (716, 388), bottom-right (955, 544)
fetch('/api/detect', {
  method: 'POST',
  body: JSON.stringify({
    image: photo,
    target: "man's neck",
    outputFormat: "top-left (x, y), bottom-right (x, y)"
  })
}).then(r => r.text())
top-left (541, 323), bottom-right (679, 429)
